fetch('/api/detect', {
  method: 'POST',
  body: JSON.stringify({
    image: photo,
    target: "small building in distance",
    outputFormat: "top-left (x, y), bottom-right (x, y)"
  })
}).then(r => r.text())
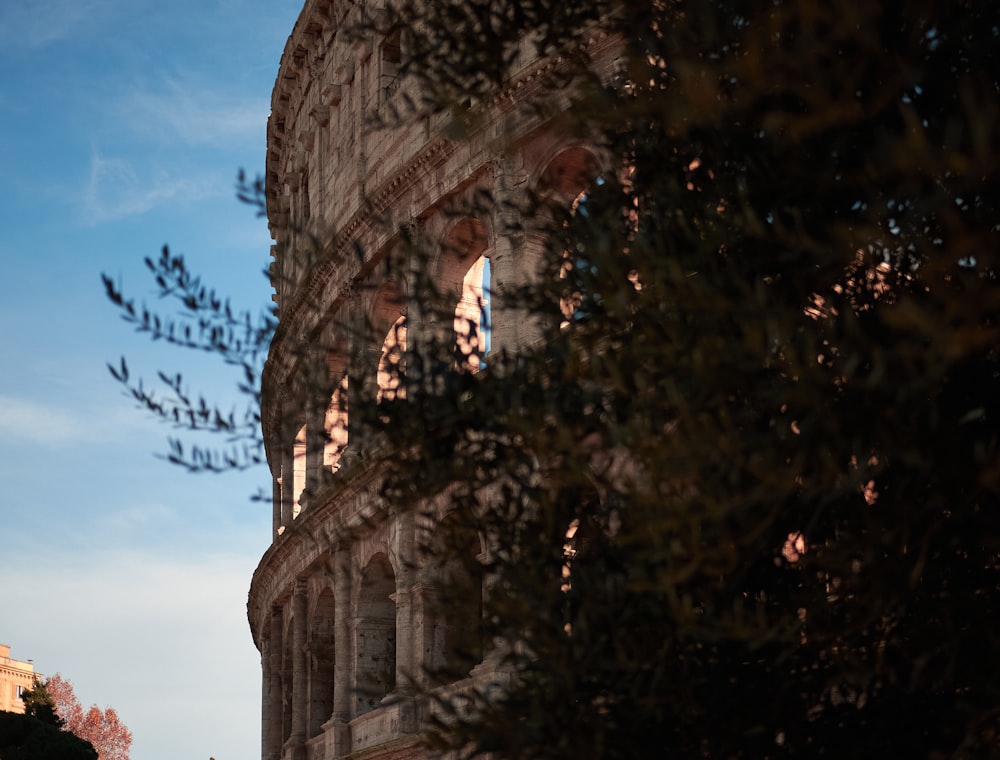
top-left (0, 644), bottom-right (39, 714)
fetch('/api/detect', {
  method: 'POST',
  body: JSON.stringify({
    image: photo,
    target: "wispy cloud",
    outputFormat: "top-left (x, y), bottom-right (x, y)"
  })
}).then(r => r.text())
top-left (97, 501), bottom-right (178, 534)
top-left (0, 389), bottom-right (177, 448)
top-left (82, 151), bottom-right (219, 224)
top-left (0, 0), bottom-right (109, 50)
top-left (116, 77), bottom-right (268, 147)
top-left (0, 394), bottom-right (88, 445)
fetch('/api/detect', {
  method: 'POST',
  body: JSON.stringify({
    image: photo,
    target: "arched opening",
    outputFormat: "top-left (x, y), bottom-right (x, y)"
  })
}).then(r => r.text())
top-left (455, 255), bottom-right (491, 371)
top-left (325, 373), bottom-right (349, 471)
top-left (307, 587), bottom-right (336, 738)
top-left (560, 179), bottom-right (607, 326)
top-left (373, 279), bottom-right (407, 403)
top-left (439, 217), bottom-right (491, 371)
top-left (325, 340), bottom-right (350, 472)
top-left (377, 315), bottom-right (407, 402)
top-left (537, 145), bottom-right (602, 200)
top-left (530, 145), bottom-right (607, 332)
top-left (421, 509), bottom-right (485, 681)
top-left (355, 554), bottom-right (397, 716)
top-left (560, 486), bottom-right (613, 636)
top-left (293, 423), bottom-right (307, 516)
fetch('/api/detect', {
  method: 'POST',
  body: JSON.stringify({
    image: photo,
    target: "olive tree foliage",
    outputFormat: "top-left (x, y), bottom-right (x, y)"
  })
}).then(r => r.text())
top-left (105, 0), bottom-right (1000, 756)
top-left (359, 0), bottom-right (1000, 757)
top-left (102, 175), bottom-right (275, 474)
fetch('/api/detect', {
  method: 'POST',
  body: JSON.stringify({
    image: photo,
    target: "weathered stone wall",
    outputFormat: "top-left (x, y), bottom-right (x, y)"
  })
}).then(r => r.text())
top-left (249, 2), bottom-right (619, 758)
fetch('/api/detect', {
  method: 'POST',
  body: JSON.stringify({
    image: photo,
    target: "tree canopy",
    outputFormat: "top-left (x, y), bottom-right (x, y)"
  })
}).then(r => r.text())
top-left (45, 675), bottom-right (132, 760)
top-left (1, 682), bottom-right (96, 760)
top-left (108, 0), bottom-right (1000, 756)
top-left (0, 712), bottom-right (97, 760)
top-left (365, 0), bottom-right (1000, 756)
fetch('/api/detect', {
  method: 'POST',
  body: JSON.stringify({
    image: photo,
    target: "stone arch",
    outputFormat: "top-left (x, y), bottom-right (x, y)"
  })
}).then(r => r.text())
top-left (560, 482), bottom-right (614, 641)
top-left (533, 143), bottom-right (603, 201)
top-left (376, 315), bottom-right (407, 402)
top-left (437, 217), bottom-right (492, 371)
top-left (307, 584), bottom-right (336, 738)
top-left (324, 338), bottom-right (350, 471)
top-left (371, 279), bottom-right (407, 402)
top-left (355, 553), bottom-right (397, 716)
top-left (293, 421), bottom-right (307, 514)
top-left (531, 144), bottom-right (607, 326)
top-left (415, 497), bottom-right (485, 683)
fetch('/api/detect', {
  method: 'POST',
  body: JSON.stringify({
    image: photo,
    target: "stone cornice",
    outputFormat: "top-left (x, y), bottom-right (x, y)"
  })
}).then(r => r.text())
top-left (260, 134), bottom-right (460, 456)
top-left (259, 9), bottom-right (622, 472)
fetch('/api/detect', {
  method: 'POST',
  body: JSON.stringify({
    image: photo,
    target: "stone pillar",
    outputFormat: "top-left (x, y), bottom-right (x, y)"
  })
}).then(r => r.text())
top-left (304, 349), bottom-right (328, 497)
top-left (345, 286), bottom-right (371, 454)
top-left (409, 581), bottom-right (441, 692)
top-left (402, 220), bottom-right (429, 398)
top-left (265, 609), bottom-right (283, 760)
top-left (272, 476), bottom-right (282, 541)
top-left (280, 424), bottom-right (296, 530)
top-left (260, 632), bottom-right (270, 760)
top-left (393, 509), bottom-right (416, 694)
top-left (488, 153), bottom-right (531, 353)
top-left (290, 580), bottom-right (308, 754)
top-left (327, 548), bottom-right (352, 755)
top-left (392, 509), bottom-right (419, 736)
top-left (473, 542), bottom-right (513, 681)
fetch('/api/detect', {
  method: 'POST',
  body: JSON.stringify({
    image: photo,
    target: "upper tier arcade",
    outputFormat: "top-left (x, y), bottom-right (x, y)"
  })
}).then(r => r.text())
top-left (249, 3), bottom-right (619, 759)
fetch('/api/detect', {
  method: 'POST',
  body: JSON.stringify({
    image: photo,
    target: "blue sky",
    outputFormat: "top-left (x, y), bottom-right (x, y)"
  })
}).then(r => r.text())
top-left (0, 1), bottom-right (302, 758)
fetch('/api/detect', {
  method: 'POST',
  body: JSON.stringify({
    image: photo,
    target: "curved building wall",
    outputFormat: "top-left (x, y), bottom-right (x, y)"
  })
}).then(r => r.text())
top-left (249, 2), bottom-right (619, 759)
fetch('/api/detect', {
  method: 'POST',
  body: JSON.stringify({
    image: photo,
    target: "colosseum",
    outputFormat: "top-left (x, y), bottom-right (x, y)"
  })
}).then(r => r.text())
top-left (248, 2), bottom-right (618, 758)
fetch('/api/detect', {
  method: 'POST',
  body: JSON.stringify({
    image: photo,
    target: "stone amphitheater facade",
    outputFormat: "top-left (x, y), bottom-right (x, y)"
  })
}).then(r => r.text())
top-left (248, 2), bottom-right (618, 758)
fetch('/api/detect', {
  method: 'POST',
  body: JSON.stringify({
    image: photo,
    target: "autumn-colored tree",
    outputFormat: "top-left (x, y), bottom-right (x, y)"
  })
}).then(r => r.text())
top-left (45, 675), bottom-right (131, 760)
top-left (44, 675), bottom-right (81, 727)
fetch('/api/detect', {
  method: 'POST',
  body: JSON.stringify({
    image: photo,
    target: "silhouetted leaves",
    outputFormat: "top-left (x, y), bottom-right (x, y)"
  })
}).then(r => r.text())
top-left (360, 0), bottom-right (1000, 757)
top-left (103, 215), bottom-right (275, 472)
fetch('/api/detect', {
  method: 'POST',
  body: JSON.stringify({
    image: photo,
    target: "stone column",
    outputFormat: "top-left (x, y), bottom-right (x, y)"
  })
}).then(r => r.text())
top-left (409, 581), bottom-right (440, 692)
top-left (345, 285), bottom-right (372, 454)
top-left (488, 153), bottom-right (531, 353)
top-left (260, 631), bottom-right (270, 760)
top-left (272, 476), bottom-right (282, 541)
top-left (290, 580), bottom-right (308, 753)
top-left (304, 348), bottom-right (328, 498)
top-left (328, 548), bottom-right (352, 756)
top-left (393, 509), bottom-right (416, 694)
top-left (402, 220), bottom-right (428, 398)
top-left (265, 609), bottom-right (283, 760)
top-left (280, 416), bottom-right (296, 530)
